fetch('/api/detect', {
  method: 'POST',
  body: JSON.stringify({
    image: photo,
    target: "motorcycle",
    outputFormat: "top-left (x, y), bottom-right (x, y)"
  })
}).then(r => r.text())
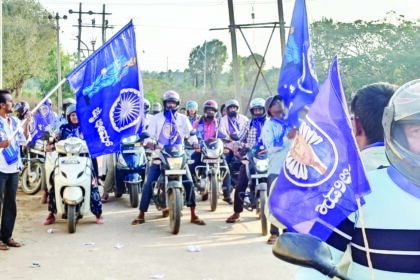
top-left (114, 133), bottom-right (148, 208)
top-left (20, 139), bottom-right (47, 195)
top-left (272, 232), bottom-right (349, 280)
top-left (52, 137), bottom-right (92, 233)
top-left (242, 145), bottom-right (269, 236)
top-left (194, 138), bottom-right (227, 212)
top-left (151, 143), bottom-right (190, 235)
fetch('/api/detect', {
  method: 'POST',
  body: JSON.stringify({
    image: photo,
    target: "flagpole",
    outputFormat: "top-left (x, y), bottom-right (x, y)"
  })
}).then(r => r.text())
top-left (356, 197), bottom-right (375, 280)
top-left (8, 78), bottom-right (68, 140)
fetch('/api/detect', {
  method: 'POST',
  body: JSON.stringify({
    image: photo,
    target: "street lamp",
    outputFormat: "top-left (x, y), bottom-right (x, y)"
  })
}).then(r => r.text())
top-left (48, 13), bottom-right (67, 115)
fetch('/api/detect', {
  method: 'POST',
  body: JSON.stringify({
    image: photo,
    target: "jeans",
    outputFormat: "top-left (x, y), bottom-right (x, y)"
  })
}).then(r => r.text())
top-left (140, 163), bottom-right (196, 212)
top-left (0, 172), bottom-right (19, 243)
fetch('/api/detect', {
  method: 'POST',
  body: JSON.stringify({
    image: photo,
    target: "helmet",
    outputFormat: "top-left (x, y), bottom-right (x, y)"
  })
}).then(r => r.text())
top-left (162, 90), bottom-right (180, 112)
top-left (151, 102), bottom-right (162, 114)
top-left (66, 104), bottom-right (77, 118)
top-left (44, 98), bottom-right (52, 108)
top-left (265, 95), bottom-right (284, 117)
top-left (383, 79), bottom-right (420, 186)
top-left (249, 97), bottom-right (266, 118)
top-left (144, 99), bottom-right (150, 114)
top-left (63, 98), bottom-right (76, 107)
top-left (186, 100), bottom-right (198, 111)
top-left (13, 101), bottom-right (30, 120)
top-left (225, 99), bottom-right (240, 111)
top-left (203, 100), bottom-right (218, 113)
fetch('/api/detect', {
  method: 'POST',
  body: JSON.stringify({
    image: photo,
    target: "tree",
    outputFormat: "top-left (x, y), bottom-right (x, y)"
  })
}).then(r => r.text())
top-left (310, 13), bottom-right (420, 98)
top-left (187, 39), bottom-right (227, 90)
top-left (3, 0), bottom-right (56, 97)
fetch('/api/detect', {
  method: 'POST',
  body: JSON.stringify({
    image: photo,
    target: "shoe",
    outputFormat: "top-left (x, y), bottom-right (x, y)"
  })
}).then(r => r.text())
top-left (96, 216), bottom-right (104, 224)
top-left (226, 213), bottom-right (240, 223)
top-left (267, 234), bottom-right (278, 245)
top-left (101, 193), bottom-right (109, 203)
top-left (43, 214), bottom-right (56, 225)
top-left (222, 197), bottom-right (233, 205)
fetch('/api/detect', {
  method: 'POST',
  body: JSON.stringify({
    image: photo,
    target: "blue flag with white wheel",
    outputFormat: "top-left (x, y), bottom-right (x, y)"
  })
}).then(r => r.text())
top-left (277, 0), bottom-right (319, 128)
top-left (67, 20), bottom-right (144, 158)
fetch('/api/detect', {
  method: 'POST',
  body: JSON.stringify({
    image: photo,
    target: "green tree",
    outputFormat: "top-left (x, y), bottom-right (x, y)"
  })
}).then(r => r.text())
top-left (187, 39), bottom-right (227, 90)
top-left (3, 0), bottom-right (56, 97)
top-left (311, 13), bottom-right (420, 98)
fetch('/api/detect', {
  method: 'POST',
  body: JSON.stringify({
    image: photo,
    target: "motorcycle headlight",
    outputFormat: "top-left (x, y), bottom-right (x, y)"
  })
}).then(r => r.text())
top-left (255, 159), bottom-right (268, 173)
top-left (204, 148), bottom-right (221, 159)
top-left (167, 157), bottom-right (183, 170)
top-left (64, 143), bottom-right (82, 154)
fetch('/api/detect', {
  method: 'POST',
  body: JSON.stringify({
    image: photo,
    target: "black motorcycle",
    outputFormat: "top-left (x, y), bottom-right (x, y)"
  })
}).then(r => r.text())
top-left (151, 143), bottom-right (190, 234)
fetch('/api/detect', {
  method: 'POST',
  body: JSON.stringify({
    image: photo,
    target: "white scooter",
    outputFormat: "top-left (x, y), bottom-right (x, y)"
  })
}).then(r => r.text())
top-left (52, 137), bottom-right (92, 233)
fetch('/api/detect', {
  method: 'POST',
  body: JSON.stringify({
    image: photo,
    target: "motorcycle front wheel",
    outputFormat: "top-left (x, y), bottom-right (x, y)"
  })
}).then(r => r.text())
top-left (21, 161), bottom-right (45, 195)
top-left (129, 183), bottom-right (140, 208)
top-left (259, 190), bottom-right (268, 236)
top-left (209, 174), bottom-right (218, 212)
top-left (169, 188), bottom-right (182, 235)
top-left (67, 205), bottom-right (77, 234)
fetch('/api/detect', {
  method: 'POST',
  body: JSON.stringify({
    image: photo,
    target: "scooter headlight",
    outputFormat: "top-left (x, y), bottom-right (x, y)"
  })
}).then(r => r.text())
top-left (255, 159), bottom-right (268, 173)
top-left (64, 142), bottom-right (82, 154)
top-left (167, 157), bottom-right (183, 170)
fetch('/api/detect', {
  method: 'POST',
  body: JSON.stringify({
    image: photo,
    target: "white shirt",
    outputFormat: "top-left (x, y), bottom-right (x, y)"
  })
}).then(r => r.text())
top-left (0, 115), bottom-right (27, 173)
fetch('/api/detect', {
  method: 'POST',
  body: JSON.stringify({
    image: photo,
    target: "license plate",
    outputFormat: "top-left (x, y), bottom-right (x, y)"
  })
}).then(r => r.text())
top-left (203, 159), bottom-right (220, 163)
top-left (122, 150), bottom-right (140, 154)
top-left (61, 159), bottom-right (80, 165)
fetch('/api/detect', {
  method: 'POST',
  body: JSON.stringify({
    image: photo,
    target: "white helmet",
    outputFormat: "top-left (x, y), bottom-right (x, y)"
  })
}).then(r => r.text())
top-left (383, 79), bottom-right (420, 185)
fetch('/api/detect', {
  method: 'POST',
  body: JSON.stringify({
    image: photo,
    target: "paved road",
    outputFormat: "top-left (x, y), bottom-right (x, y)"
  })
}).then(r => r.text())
top-left (0, 189), bottom-right (296, 280)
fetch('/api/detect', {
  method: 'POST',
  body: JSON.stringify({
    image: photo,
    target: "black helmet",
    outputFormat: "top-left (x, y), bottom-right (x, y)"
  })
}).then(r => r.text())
top-left (144, 99), bottom-right (150, 114)
top-left (13, 101), bottom-right (30, 120)
top-left (162, 90), bottom-right (180, 112)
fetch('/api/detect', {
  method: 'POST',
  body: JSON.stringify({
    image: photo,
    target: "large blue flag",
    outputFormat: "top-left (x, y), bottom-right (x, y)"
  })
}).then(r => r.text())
top-left (277, 0), bottom-right (319, 128)
top-left (67, 21), bottom-right (143, 158)
top-left (269, 57), bottom-right (371, 241)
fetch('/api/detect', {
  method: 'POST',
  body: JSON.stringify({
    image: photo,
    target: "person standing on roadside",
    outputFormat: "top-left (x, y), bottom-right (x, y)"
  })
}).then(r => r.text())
top-left (0, 90), bottom-right (31, 250)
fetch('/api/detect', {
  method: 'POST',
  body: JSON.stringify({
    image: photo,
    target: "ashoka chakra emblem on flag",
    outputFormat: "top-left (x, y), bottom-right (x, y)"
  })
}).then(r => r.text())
top-left (110, 88), bottom-right (142, 132)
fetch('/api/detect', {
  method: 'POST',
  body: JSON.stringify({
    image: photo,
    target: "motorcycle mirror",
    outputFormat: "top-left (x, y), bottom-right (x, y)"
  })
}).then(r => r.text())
top-left (190, 129), bottom-right (196, 136)
top-left (272, 232), bottom-right (350, 280)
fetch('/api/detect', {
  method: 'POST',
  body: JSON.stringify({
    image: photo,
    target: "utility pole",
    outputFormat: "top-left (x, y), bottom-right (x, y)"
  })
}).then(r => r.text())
top-left (49, 12), bottom-right (67, 115)
top-left (69, 3), bottom-right (112, 63)
top-left (227, 0), bottom-right (241, 103)
top-left (277, 0), bottom-right (286, 57)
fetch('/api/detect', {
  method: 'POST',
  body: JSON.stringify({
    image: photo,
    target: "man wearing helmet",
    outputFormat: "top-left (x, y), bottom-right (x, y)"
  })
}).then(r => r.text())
top-left (54, 97), bottom-right (76, 132)
top-left (225, 97), bottom-right (268, 223)
top-left (185, 100), bottom-right (200, 125)
top-left (151, 102), bottom-right (162, 115)
top-left (131, 90), bottom-right (205, 226)
top-left (295, 80), bottom-right (420, 280)
top-left (218, 99), bottom-right (249, 204)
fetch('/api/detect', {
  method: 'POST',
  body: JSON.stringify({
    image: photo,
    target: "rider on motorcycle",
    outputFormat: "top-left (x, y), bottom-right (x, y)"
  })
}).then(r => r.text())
top-left (151, 102), bottom-right (162, 115)
top-left (218, 99), bottom-right (249, 204)
top-left (54, 97), bottom-right (76, 132)
top-left (186, 100), bottom-right (200, 125)
top-left (43, 104), bottom-right (104, 225)
top-left (225, 97), bottom-right (268, 223)
top-left (131, 90), bottom-right (205, 226)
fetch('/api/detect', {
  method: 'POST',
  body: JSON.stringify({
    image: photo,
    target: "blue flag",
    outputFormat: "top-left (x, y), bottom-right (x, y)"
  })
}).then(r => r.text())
top-left (277, 0), bottom-right (319, 128)
top-left (67, 21), bottom-right (143, 158)
top-left (269, 57), bottom-right (371, 241)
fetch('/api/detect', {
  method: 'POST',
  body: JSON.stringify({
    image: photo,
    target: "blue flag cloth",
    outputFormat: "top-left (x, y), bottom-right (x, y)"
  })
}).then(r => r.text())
top-left (269, 57), bottom-right (371, 241)
top-left (67, 21), bottom-right (143, 158)
top-left (277, 0), bottom-right (319, 128)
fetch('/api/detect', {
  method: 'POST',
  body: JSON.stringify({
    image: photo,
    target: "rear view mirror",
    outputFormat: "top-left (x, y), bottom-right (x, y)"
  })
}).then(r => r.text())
top-left (138, 131), bottom-right (150, 141)
top-left (190, 129), bottom-right (196, 136)
top-left (272, 232), bottom-right (350, 280)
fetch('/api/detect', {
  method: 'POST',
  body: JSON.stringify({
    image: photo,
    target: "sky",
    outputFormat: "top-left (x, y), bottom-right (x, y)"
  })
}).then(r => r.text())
top-left (38, 0), bottom-right (420, 72)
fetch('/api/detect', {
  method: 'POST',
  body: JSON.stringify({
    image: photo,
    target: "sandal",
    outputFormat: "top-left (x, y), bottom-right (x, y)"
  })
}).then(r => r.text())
top-left (5, 239), bottom-right (22, 248)
top-left (267, 235), bottom-right (278, 245)
top-left (43, 214), bottom-right (56, 225)
top-left (161, 208), bottom-right (169, 218)
top-left (202, 192), bottom-right (209, 202)
top-left (131, 217), bottom-right (145, 225)
top-left (190, 217), bottom-right (206, 226)
top-left (226, 214), bottom-right (240, 223)
top-left (101, 193), bottom-right (109, 203)
top-left (96, 216), bottom-right (104, 224)
top-left (222, 197), bottom-right (233, 205)
top-left (0, 242), bottom-right (9, 251)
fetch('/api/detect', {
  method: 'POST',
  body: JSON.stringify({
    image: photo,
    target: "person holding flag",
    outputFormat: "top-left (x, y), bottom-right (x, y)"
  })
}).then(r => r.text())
top-left (131, 90), bottom-right (205, 226)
